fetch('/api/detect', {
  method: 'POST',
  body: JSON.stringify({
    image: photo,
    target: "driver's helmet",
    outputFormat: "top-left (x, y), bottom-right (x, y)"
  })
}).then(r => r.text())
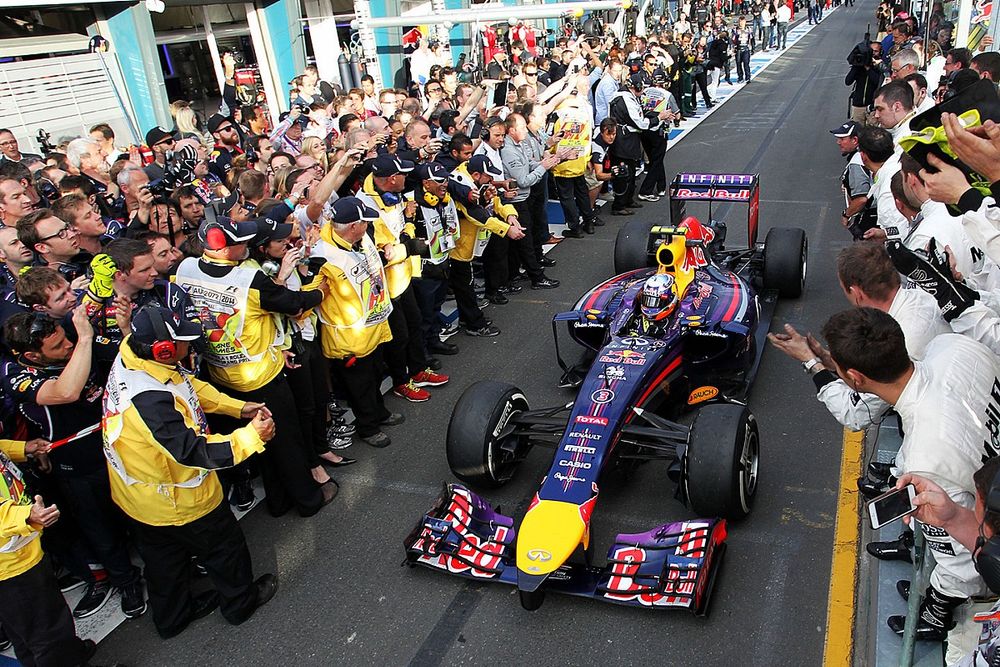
top-left (640, 273), bottom-right (679, 322)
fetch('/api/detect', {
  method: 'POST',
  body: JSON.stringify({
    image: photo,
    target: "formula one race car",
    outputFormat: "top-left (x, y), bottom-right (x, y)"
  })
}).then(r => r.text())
top-left (404, 173), bottom-right (807, 614)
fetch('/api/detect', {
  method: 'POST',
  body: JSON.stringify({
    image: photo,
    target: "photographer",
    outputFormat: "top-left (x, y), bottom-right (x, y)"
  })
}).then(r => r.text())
top-left (143, 127), bottom-right (175, 182)
top-left (846, 41), bottom-right (885, 124)
top-left (268, 108), bottom-right (307, 160)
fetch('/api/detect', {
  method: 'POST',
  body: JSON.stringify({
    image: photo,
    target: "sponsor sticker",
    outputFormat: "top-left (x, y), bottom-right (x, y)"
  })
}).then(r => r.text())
top-left (687, 386), bottom-right (719, 405)
top-left (576, 415), bottom-right (608, 426)
top-left (591, 388), bottom-right (615, 405)
top-left (598, 349), bottom-right (647, 365)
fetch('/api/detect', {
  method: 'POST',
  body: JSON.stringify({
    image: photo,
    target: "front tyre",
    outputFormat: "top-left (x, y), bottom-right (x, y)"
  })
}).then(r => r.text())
top-left (684, 403), bottom-right (760, 519)
top-left (446, 381), bottom-right (529, 488)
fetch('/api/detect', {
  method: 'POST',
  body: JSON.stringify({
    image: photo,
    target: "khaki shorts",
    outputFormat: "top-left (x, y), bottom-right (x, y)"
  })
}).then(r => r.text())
top-left (585, 170), bottom-right (600, 191)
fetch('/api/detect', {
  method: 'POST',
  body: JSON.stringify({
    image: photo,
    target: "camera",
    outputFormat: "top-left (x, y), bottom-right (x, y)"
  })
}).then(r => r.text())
top-left (227, 50), bottom-right (245, 66)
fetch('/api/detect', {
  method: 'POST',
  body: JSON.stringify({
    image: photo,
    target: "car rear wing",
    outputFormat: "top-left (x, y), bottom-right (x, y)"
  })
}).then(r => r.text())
top-left (668, 173), bottom-right (761, 246)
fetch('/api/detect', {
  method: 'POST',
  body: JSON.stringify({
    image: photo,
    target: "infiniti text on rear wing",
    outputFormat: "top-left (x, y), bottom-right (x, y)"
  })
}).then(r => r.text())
top-left (669, 173), bottom-right (761, 246)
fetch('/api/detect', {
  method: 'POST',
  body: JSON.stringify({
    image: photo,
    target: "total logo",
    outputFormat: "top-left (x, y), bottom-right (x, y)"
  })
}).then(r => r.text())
top-left (576, 415), bottom-right (608, 426)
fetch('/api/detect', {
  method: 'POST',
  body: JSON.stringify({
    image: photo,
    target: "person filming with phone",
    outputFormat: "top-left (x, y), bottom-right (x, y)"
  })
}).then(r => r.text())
top-left (819, 307), bottom-right (1000, 655)
top-left (895, 459), bottom-right (1000, 666)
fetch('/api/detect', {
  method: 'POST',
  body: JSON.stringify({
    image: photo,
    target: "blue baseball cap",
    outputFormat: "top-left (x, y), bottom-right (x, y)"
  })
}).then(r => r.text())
top-left (330, 197), bottom-right (380, 224)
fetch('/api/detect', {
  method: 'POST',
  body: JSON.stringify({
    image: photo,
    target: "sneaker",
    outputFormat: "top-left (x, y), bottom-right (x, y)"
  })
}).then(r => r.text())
top-left (637, 194), bottom-right (660, 202)
top-left (465, 324), bottom-right (501, 337)
top-left (393, 380), bottom-right (430, 402)
top-left (0, 627), bottom-right (10, 651)
top-left (59, 572), bottom-right (87, 592)
top-left (486, 292), bottom-right (509, 305)
top-left (74, 580), bottom-right (114, 618)
top-left (327, 433), bottom-right (354, 450)
top-left (531, 277), bottom-right (560, 290)
top-left (539, 257), bottom-right (557, 267)
top-left (120, 580), bottom-right (147, 618)
top-left (230, 479), bottom-right (257, 512)
top-left (440, 321), bottom-right (460, 340)
top-left (498, 283), bottom-right (523, 294)
top-left (477, 297), bottom-right (491, 309)
top-left (413, 368), bottom-right (449, 387)
top-left (362, 431), bottom-right (392, 448)
top-left (327, 421), bottom-right (356, 438)
top-left (561, 229), bottom-right (584, 238)
top-left (657, 189), bottom-right (667, 197)
top-left (381, 412), bottom-right (406, 426)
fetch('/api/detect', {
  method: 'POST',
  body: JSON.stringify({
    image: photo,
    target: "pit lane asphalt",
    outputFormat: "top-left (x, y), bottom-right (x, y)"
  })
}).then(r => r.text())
top-left (99, 8), bottom-right (871, 665)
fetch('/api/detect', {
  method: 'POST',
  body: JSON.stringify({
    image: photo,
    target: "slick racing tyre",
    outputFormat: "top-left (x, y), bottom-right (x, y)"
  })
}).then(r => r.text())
top-left (447, 381), bottom-right (529, 488)
top-left (762, 227), bottom-right (807, 298)
top-left (685, 403), bottom-right (760, 519)
top-left (613, 220), bottom-right (654, 274)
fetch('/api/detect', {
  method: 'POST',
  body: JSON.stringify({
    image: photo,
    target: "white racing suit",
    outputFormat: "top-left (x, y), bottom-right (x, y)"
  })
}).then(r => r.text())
top-left (815, 287), bottom-right (949, 431)
top-left (894, 334), bottom-right (1000, 601)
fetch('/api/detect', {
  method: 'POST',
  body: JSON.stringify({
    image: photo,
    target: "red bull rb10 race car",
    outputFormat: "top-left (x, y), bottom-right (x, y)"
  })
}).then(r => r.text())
top-left (403, 173), bottom-right (807, 614)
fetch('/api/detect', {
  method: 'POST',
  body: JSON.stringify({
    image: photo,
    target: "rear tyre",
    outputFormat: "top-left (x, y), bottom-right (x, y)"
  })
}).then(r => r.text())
top-left (685, 403), bottom-right (760, 520)
top-left (613, 220), bottom-right (654, 274)
top-left (762, 227), bottom-right (807, 298)
top-left (446, 381), bottom-right (529, 488)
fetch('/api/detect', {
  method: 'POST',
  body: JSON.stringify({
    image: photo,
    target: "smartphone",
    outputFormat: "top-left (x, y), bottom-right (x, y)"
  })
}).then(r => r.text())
top-left (867, 484), bottom-right (917, 530)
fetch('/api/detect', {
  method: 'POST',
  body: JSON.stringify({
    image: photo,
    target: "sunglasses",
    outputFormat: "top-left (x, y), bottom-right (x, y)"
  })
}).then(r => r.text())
top-left (156, 138), bottom-right (175, 147)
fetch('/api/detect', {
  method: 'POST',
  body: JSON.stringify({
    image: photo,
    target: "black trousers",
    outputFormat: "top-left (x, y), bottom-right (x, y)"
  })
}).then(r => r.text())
top-left (482, 233), bottom-right (509, 295)
top-left (412, 264), bottom-right (449, 348)
top-left (328, 346), bottom-right (390, 437)
top-left (612, 159), bottom-right (638, 211)
top-left (384, 284), bottom-right (430, 386)
top-left (690, 70), bottom-right (711, 106)
top-left (638, 131), bottom-right (668, 196)
top-left (132, 502), bottom-right (257, 638)
top-left (528, 184), bottom-right (550, 263)
top-left (224, 374), bottom-right (322, 517)
top-left (553, 175), bottom-right (595, 231)
top-left (0, 556), bottom-right (89, 667)
top-left (56, 467), bottom-right (139, 587)
top-left (283, 337), bottom-right (330, 466)
top-left (449, 259), bottom-right (488, 329)
top-left (510, 199), bottom-right (544, 281)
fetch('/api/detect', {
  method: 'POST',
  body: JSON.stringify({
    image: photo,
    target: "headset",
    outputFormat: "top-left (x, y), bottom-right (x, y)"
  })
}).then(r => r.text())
top-left (378, 190), bottom-right (401, 207)
top-left (974, 468), bottom-right (1000, 594)
top-left (136, 306), bottom-right (177, 362)
top-left (201, 221), bottom-right (229, 251)
top-left (480, 116), bottom-right (505, 142)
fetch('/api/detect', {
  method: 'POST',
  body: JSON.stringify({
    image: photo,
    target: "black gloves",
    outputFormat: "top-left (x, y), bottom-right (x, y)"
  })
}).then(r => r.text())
top-left (885, 239), bottom-right (979, 322)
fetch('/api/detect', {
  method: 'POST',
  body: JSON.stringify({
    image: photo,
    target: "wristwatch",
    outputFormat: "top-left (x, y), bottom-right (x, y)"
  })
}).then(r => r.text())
top-left (802, 357), bottom-right (822, 374)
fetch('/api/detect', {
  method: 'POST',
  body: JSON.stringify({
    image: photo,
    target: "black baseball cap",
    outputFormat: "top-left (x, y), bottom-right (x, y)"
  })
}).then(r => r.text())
top-left (198, 216), bottom-right (258, 249)
top-left (330, 197), bottom-right (380, 224)
top-left (254, 214), bottom-right (295, 245)
top-left (207, 114), bottom-right (236, 134)
top-left (371, 154), bottom-right (415, 177)
top-left (417, 162), bottom-right (449, 183)
top-left (131, 306), bottom-right (203, 345)
top-left (467, 154), bottom-right (502, 178)
top-left (829, 120), bottom-right (861, 138)
top-left (145, 127), bottom-right (174, 147)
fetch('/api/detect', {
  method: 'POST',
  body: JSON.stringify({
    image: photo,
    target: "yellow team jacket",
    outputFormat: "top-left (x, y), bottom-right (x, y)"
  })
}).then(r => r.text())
top-left (550, 98), bottom-right (594, 179)
top-left (196, 258), bottom-right (286, 393)
top-left (0, 439), bottom-right (42, 581)
top-left (106, 343), bottom-right (266, 526)
top-left (307, 225), bottom-right (393, 360)
top-left (451, 162), bottom-right (516, 263)
top-left (362, 174), bottom-right (420, 298)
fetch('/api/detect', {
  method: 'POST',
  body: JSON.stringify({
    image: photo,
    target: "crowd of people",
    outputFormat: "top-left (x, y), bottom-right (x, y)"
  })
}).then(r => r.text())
top-left (0, 4), bottom-right (798, 663)
top-left (765, 4), bottom-right (1000, 665)
top-left (4, 0), bottom-right (1000, 662)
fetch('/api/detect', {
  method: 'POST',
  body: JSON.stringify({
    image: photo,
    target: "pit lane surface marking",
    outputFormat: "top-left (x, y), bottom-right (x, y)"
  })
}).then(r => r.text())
top-left (822, 428), bottom-right (864, 666)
